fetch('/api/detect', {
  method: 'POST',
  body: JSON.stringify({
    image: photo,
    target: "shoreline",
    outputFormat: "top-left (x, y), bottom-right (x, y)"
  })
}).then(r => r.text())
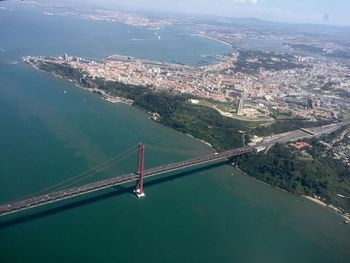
top-left (25, 58), bottom-right (350, 224)
top-left (186, 133), bottom-right (215, 151)
top-left (24, 58), bottom-right (133, 106)
top-left (236, 167), bottom-right (350, 223)
top-left (303, 195), bottom-right (327, 207)
top-left (303, 195), bottom-right (350, 222)
top-left (25, 58), bottom-right (217, 152)
top-left (194, 33), bottom-right (233, 48)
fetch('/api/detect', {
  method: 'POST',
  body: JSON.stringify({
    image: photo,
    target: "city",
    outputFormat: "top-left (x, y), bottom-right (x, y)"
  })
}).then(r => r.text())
top-left (1, 1), bottom-right (350, 262)
top-left (24, 47), bottom-right (350, 121)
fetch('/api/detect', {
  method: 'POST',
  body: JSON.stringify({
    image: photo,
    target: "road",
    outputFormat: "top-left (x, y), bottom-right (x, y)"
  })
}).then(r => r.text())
top-left (0, 122), bottom-right (346, 217)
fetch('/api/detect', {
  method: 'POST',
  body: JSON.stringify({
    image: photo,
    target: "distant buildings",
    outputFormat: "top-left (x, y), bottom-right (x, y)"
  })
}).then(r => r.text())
top-left (309, 98), bottom-right (322, 108)
top-left (237, 97), bottom-right (244, 115)
top-left (28, 49), bottom-right (349, 121)
top-left (61, 53), bottom-right (83, 63)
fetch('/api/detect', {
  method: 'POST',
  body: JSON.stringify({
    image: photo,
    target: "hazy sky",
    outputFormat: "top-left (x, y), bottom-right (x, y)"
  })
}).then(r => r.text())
top-left (61, 0), bottom-right (350, 26)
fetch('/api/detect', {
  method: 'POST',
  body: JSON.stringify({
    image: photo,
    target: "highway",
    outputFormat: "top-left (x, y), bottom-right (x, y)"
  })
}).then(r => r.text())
top-left (259, 122), bottom-right (345, 146)
top-left (0, 122), bottom-right (346, 217)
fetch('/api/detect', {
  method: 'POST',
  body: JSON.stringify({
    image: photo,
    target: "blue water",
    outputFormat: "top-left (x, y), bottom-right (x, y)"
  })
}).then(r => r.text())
top-left (1, 3), bottom-right (350, 263)
top-left (0, 4), bottom-right (230, 64)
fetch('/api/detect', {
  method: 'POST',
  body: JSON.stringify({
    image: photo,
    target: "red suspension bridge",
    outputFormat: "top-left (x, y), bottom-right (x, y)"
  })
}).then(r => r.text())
top-left (0, 123), bottom-right (346, 217)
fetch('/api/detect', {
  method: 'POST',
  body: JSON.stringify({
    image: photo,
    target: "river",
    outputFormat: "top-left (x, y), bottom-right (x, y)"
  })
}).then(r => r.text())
top-left (0, 3), bottom-right (349, 263)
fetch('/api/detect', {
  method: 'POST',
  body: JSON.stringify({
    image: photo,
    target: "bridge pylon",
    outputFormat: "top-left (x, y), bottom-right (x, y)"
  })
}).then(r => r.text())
top-left (134, 143), bottom-right (145, 198)
top-left (236, 149), bottom-right (241, 167)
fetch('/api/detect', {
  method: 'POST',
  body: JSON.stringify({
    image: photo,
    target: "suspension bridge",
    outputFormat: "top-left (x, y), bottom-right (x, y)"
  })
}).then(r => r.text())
top-left (0, 122), bottom-right (346, 217)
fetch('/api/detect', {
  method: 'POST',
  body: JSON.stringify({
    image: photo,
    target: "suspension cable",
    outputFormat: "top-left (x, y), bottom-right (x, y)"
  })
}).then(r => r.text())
top-left (145, 144), bottom-right (210, 155)
top-left (55, 147), bottom-right (137, 190)
top-left (15, 145), bottom-right (137, 200)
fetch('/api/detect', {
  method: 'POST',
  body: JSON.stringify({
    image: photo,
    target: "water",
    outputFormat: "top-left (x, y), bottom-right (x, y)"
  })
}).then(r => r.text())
top-left (0, 3), bottom-right (350, 263)
top-left (0, 4), bottom-right (229, 64)
top-left (233, 38), bottom-right (287, 52)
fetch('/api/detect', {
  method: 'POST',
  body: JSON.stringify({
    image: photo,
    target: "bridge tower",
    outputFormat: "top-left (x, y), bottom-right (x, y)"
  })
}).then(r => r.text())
top-left (233, 149), bottom-right (241, 167)
top-left (134, 143), bottom-right (145, 198)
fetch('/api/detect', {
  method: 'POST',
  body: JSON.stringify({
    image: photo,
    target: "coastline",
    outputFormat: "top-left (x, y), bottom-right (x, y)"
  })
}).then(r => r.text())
top-left (186, 133), bottom-right (215, 151)
top-left (303, 195), bottom-right (327, 207)
top-left (303, 195), bottom-right (350, 222)
top-left (24, 57), bottom-right (350, 224)
top-left (24, 58), bottom-right (133, 106)
top-left (195, 34), bottom-right (233, 48)
top-left (236, 167), bottom-right (350, 223)
top-left (24, 58), bottom-right (218, 153)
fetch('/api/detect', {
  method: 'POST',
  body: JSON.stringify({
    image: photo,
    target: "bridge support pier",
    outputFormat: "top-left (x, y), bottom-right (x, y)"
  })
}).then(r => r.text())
top-left (134, 143), bottom-right (145, 198)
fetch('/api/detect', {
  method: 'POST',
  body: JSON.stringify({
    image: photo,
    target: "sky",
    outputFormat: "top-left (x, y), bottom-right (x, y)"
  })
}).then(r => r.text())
top-left (71, 0), bottom-right (349, 26)
top-left (20, 0), bottom-right (347, 27)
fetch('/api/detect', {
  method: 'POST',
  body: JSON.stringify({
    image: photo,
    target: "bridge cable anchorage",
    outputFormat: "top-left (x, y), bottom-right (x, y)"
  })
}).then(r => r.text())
top-left (134, 143), bottom-right (145, 198)
top-left (12, 145), bottom-right (137, 202)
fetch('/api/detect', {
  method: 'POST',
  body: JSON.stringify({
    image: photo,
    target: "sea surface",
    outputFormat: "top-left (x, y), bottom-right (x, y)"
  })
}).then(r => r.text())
top-left (233, 38), bottom-right (287, 52)
top-left (0, 3), bottom-right (350, 263)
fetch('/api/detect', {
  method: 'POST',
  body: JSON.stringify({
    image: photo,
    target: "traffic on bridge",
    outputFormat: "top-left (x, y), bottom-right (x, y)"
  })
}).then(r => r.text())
top-left (0, 123), bottom-right (346, 217)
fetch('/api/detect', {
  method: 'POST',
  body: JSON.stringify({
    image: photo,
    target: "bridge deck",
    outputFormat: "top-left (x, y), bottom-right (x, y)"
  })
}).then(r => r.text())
top-left (0, 146), bottom-right (255, 217)
top-left (0, 123), bottom-right (346, 217)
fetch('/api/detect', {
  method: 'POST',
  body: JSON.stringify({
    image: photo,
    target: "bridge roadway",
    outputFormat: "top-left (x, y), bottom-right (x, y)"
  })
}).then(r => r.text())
top-left (0, 122), bottom-right (347, 217)
top-left (0, 146), bottom-right (256, 217)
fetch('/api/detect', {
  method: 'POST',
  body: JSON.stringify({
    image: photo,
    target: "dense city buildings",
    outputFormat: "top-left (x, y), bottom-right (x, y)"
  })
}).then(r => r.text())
top-left (19, 2), bottom-right (350, 222)
top-left (24, 48), bottom-right (350, 122)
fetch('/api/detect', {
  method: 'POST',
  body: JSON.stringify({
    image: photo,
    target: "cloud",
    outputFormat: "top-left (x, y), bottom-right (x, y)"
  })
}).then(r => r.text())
top-left (237, 0), bottom-right (260, 4)
top-left (49, 0), bottom-right (350, 26)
